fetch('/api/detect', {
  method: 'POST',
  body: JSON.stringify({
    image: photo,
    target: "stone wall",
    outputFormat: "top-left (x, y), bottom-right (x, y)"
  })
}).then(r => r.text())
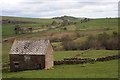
top-left (54, 54), bottom-right (120, 65)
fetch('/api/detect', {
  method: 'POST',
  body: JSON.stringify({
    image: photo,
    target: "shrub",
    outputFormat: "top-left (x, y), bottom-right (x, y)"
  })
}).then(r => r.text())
top-left (106, 37), bottom-right (119, 50)
top-left (62, 41), bottom-right (77, 50)
top-left (62, 32), bottom-right (120, 50)
top-left (61, 35), bottom-right (77, 50)
top-left (61, 35), bottom-right (73, 42)
top-left (97, 32), bottom-right (109, 49)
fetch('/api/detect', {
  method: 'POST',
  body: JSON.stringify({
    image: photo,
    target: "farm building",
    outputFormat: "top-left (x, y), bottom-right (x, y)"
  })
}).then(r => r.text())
top-left (9, 39), bottom-right (53, 71)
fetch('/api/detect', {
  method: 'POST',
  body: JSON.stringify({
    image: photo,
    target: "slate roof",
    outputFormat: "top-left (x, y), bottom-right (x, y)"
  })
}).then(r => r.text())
top-left (10, 39), bottom-right (49, 55)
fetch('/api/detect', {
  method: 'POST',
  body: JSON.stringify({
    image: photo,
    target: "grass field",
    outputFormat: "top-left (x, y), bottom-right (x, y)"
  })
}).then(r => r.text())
top-left (2, 60), bottom-right (118, 78)
top-left (2, 24), bottom-right (16, 38)
top-left (3, 42), bottom-right (119, 78)
top-left (2, 16), bottom-right (56, 38)
top-left (54, 50), bottom-right (119, 60)
top-left (2, 17), bottom-right (119, 38)
top-left (76, 18), bottom-right (118, 30)
top-left (2, 16), bottom-right (119, 78)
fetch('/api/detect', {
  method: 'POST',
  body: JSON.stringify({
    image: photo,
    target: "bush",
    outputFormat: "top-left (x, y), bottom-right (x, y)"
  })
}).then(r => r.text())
top-left (96, 32), bottom-right (109, 49)
top-left (62, 41), bottom-right (77, 50)
top-left (61, 35), bottom-right (79, 50)
top-left (105, 32), bottom-right (120, 50)
top-left (106, 37), bottom-right (119, 50)
top-left (62, 32), bottom-right (120, 50)
top-left (61, 35), bottom-right (73, 42)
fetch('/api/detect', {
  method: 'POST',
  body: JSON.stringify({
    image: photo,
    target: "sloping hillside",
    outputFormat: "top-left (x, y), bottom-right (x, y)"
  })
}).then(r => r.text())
top-left (2, 16), bottom-right (119, 78)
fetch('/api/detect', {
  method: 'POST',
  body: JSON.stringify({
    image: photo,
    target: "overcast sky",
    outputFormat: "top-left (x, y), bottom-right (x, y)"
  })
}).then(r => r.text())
top-left (1, 0), bottom-right (119, 18)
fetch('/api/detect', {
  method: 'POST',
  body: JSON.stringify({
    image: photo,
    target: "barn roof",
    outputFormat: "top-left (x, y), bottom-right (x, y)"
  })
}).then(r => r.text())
top-left (10, 39), bottom-right (49, 55)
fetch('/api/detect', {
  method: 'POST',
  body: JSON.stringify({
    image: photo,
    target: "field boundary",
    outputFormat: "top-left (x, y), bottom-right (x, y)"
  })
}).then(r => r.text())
top-left (54, 54), bottom-right (120, 65)
top-left (2, 54), bottom-right (120, 68)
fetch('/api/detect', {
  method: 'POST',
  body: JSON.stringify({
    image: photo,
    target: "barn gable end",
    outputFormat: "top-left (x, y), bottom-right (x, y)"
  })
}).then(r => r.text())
top-left (45, 41), bottom-right (54, 69)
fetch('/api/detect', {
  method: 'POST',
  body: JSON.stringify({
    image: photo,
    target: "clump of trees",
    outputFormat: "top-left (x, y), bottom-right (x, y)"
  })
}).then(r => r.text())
top-left (62, 32), bottom-right (120, 50)
top-left (61, 35), bottom-right (75, 50)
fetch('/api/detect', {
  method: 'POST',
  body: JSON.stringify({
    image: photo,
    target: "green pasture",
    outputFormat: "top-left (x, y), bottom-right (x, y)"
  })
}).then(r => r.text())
top-left (54, 50), bottom-right (118, 60)
top-left (2, 16), bottom-right (56, 38)
top-left (2, 16), bottom-right (119, 78)
top-left (2, 42), bottom-right (119, 78)
top-left (76, 18), bottom-right (118, 30)
top-left (2, 24), bottom-right (16, 38)
top-left (3, 60), bottom-right (118, 78)
top-left (2, 43), bottom-right (119, 78)
top-left (2, 17), bottom-right (119, 38)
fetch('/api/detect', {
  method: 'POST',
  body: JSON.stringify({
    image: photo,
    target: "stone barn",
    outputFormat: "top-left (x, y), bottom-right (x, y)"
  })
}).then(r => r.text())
top-left (9, 39), bottom-right (53, 71)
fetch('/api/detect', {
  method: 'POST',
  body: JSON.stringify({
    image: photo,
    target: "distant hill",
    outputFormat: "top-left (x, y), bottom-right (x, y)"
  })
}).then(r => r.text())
top-left (52, 15), bottom-right (79, 21)
top-left (2, 16), bottom-right (54, 25)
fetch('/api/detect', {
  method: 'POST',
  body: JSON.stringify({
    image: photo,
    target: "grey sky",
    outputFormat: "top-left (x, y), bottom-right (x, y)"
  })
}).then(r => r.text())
top-left (1, 0), bottom-right (119, 18)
